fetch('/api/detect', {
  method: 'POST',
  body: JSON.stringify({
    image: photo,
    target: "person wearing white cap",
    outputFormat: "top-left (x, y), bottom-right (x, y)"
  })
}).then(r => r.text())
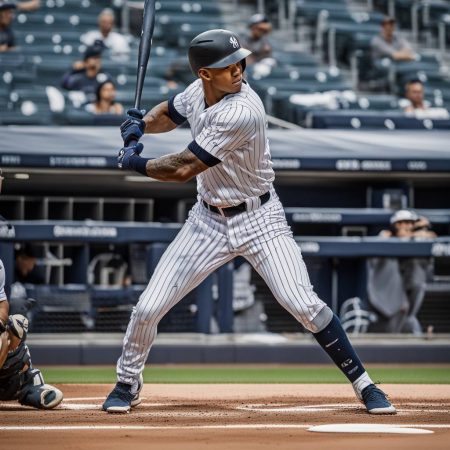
top-left (371, 209), bottom-right (436, 335)
top-left (379, 209), bottom-right (436, 239)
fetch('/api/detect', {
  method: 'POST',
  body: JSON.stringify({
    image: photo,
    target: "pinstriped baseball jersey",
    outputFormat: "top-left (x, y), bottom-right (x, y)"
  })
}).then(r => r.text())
top-left (168, 79), bottom-right (274, 207)
top-left (115, 74), bottom-right (328, 388)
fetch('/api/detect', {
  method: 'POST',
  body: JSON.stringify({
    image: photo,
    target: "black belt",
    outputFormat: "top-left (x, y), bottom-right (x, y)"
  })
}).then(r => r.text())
top-left (202, 191), bottom-right (270, 218)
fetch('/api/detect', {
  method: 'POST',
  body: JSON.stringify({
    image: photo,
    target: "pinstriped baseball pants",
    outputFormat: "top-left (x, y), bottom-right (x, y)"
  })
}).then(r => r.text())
top-left (117, 189), bottom-right (327, 385)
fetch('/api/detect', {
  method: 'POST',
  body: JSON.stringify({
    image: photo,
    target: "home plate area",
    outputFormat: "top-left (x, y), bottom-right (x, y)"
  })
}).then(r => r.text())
top-left (1, 385), bottom-right (449, 450)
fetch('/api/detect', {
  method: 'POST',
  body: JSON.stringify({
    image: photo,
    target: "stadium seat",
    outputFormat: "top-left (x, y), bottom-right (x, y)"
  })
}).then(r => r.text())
top-left (0, 79), bottom-right (10, 111)
top-left (15, 11), bottom-right (99, 33)
top-left (270, 46), bottom-right (322, 67)
top-left (252, 78), bottom-right (353, 108)
top-left (247, 66), bottom-right (342, 82)
top-left (155, 0), bottom-right (221, 16)
top-left (1, 85), bottom-right (53, 125)
top-left (286, 93), bottom-right (401, 125)
top-left (306, 109), bottom-right (450, 129)
top-left (295, 0), bottom-right (351, 26)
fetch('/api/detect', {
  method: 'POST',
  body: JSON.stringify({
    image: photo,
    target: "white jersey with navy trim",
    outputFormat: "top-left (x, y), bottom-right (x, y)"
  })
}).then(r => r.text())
top-left (116, 76), bottom-right (328, 387)
top-left (0, 259), bottom-right (7, 301)
top-left (169, 79), bottom-right (275, 207)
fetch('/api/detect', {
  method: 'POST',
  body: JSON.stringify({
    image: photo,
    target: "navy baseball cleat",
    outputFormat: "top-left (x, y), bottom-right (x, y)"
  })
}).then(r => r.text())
top-left (103, 375), bottom-right (143, 413)
top-left (361, 384), bottom-right (396, 415)
top-left (102, 382), bottom-right (135, 413)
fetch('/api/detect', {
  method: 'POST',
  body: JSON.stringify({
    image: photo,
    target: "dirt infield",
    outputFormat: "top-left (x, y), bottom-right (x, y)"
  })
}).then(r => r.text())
top-left (1, 384), bottom-right (449, 449)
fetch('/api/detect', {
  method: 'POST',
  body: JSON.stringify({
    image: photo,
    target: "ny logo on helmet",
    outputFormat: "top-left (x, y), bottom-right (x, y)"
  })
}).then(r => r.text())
top-left (229, 36), bottom-right (239, 48)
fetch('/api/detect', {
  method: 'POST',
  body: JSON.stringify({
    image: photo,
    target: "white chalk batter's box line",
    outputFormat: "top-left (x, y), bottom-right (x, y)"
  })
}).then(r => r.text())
top-left (235, 403), bottom-right (450, 414)
top-left (0, 424), bottom-right (449, 433)
top-left (1, 400), bottom-right (450, 414)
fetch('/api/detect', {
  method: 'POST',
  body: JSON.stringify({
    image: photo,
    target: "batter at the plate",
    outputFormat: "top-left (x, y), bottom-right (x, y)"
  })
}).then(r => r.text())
top-left (103, 29), bottom-right (396, 416)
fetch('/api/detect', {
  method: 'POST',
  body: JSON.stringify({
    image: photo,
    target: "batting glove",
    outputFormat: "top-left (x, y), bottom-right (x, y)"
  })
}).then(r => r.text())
top-left (118, 142), bottom-right (144, 170)
top-left (120, 108), bottom-right (147, 146)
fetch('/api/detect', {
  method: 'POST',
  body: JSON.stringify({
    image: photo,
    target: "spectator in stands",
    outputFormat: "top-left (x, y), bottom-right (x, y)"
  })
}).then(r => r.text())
top-left (61, 42), bottom-right (113, 103)
top-left (0, 0), bottom-right (16, 53)
top-left (368, 210), bottom-right (436, 335)
top-left (16, 0), bottom-right (40, 11)
top-left (85, 80), bottom-right (124, 115)
top-left (241, 13), bottom-right (274, 65)
top-left (14, 245), bottom-right (45, 285)
top-left (371, 16), bottom-right (416, 63)
top-left (400, 79), bottom-right (450, 119)
top-left (379, 209), bottom-right (436, 239)
top-left (81, 8), bottom-right (130, 61)
top-left (402, 79), bottom-right (429, 113)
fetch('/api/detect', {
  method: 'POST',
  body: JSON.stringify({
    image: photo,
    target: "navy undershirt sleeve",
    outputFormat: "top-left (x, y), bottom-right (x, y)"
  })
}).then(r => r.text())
top-left (187, 141), bottom-right (221, 167)
top-left (167, 96), bottom-right (187, 125)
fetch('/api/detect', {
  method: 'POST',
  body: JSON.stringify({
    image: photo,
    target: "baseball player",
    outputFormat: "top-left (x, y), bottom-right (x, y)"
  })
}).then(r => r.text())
top-left (0, 171), bottom-right (63, 410)
top-left (103, 29), bottom-right (396, 415)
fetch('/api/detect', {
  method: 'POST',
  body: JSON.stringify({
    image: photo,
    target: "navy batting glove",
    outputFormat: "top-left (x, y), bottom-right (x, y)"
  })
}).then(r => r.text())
top-left (120, 108), bottom-right (147, 146)
top-left (118, 142), bottom-right (144, 170)
top-left (126, 108), bottom-right (146, 120)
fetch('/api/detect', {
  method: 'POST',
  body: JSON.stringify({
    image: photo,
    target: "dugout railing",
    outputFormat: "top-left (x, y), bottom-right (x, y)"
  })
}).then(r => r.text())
top-left (1, 222), bottom-right (450, 333)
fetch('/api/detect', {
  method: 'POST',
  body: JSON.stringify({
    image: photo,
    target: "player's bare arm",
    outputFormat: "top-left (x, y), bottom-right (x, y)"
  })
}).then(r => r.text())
top-left (0, 299), bottom-right (8, 325)
top-left (143, 101), bottom-right (179, 134)
top-left (0, 300), bottom-right (10, 368)
top-left (0, 325), bottom-right (25, 369)
top-left (0, 330), bottom-right (9, 368)
top-left (144, 149), bottom-right (208, 182)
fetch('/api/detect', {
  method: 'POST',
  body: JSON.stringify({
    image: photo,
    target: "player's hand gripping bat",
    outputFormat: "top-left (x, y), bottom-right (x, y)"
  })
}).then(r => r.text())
top-left (123, 0), bottom-right (156, 147)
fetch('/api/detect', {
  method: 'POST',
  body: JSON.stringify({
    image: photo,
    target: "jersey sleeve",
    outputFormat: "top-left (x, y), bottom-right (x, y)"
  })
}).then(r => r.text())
top-left (0, 259), bottom-right (7, 302)
top-left (167, 91), bottom-right (188, 125)
top-left (188, 105), bottom-right (256, 167)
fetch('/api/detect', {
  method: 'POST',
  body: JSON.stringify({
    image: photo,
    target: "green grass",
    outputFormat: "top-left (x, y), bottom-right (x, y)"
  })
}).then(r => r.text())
top-left (39, 365), bottom-right (450, 384)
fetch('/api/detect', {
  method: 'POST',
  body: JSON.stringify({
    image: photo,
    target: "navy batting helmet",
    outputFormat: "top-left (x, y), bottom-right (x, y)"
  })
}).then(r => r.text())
top-left (188, 29), bottom-right (252, 75)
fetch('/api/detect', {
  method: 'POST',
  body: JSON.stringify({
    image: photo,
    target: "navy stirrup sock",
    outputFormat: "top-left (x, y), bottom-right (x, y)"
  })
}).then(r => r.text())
top-left (313, 314), bottom-right (365, 382)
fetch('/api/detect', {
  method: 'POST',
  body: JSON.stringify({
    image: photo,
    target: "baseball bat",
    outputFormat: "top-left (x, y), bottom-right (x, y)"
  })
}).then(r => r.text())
top-left (133, 0), bottom-right (156, 111)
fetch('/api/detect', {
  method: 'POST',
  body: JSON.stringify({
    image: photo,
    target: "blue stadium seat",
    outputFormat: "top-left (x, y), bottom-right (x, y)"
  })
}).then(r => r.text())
top-left (273, 50), bottom-right (321, 67)
top-left (306, 109), bottom-right (450, 129)
top-left (247, 66), bottom-right (343, 82)
top-left (155, 0), bottom-right (221, 16)
top-left (14, 11), bottom-right (98, 32)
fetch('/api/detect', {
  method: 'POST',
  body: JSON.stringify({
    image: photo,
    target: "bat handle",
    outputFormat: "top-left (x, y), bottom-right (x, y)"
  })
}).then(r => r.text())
top-left (128, 139), bottom-right (138, 147)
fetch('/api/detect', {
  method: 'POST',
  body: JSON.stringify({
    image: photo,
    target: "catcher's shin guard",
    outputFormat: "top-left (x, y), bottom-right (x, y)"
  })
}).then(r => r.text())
top-left (18, 368), bottom-right (63, 409)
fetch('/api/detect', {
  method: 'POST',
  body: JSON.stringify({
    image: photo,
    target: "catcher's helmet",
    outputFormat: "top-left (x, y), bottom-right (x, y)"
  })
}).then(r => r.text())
top-left (188, 29), bottom-right (252, 75)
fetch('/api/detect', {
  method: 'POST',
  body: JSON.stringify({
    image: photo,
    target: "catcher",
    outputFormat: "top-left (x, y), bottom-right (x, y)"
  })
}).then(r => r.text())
top-left (0, 169), bottom-right (63, 409)
top-left (0, 258), bottom-right (63, 409)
